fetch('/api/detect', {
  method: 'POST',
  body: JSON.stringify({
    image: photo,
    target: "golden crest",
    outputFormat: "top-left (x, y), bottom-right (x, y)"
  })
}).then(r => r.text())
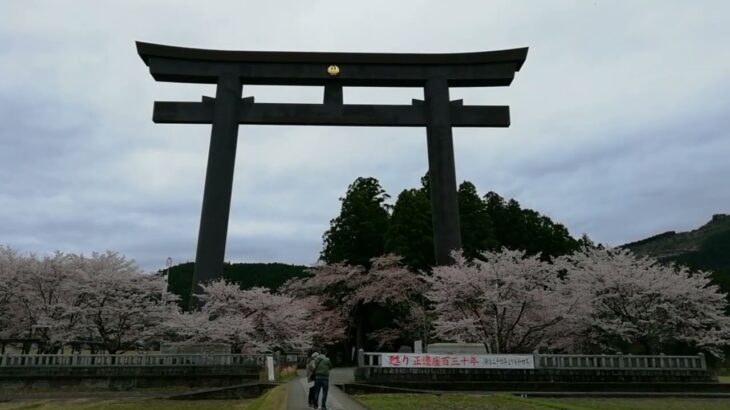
top-left (327, 65), bottom-right (340, 76)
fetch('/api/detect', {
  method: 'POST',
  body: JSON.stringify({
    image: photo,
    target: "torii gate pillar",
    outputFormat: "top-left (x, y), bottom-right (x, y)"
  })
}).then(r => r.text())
top-left (194, 75), bottom-right (242, 292)
top-left (424, 77), bottom-right (462, 264)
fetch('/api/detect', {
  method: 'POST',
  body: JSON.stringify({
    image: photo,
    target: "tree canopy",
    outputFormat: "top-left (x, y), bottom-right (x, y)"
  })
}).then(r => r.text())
top-left (384, 188), bottom-right (434, 270)
top-left (484, 191), bottom-right (580, 259)
top-left (320, 177), bottom-right (391, 267)
top-left (323, 175), bottom-right (583, 272)
top-left (458, 181), bottom-right (497, 259)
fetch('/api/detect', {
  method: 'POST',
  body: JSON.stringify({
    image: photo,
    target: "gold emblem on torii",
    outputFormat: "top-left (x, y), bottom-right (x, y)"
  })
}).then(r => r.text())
top-left (327, 65), bottom-right (340, 76)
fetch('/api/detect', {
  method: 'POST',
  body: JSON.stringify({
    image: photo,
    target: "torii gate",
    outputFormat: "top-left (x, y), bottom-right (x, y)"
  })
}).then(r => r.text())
top-left (136, 42), bottom-right (527, 302)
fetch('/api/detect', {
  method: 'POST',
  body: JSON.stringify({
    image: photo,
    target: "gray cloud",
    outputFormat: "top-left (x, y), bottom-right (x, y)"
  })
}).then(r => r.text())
top-left (0, 1), bottom-right (728, 271)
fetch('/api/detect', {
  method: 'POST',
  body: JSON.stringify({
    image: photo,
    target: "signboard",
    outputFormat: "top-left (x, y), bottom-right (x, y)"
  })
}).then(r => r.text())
top-left (381, 353), bottom-right (534, 369)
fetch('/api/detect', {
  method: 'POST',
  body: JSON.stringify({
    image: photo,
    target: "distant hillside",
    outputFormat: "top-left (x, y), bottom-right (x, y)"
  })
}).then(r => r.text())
top-left (164, 262), bottom-right (309, 311)
top-left (622, 214), bottom-right (730, 271)
top-left (622, 213), bottom-right (730, 309)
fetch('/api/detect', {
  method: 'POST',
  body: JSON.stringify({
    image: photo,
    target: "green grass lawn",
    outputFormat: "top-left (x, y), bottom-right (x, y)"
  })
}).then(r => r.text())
top-left (0, 385), bottom-right (289, 410)
top-left (719, 376), bottom-right (730, 383)
top-left (244, 385), bottom-right (287, 410)
top-left (355, 393), bottom-right (730, 410)
top-left (0, 399), bottom-right (251, 410)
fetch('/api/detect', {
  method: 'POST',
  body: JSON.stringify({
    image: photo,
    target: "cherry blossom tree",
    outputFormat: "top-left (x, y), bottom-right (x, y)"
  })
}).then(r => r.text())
top-left (4, 251), bottom-right (88, 353)
top-left (284, 255), bottom-right (426, 351)
top-left (205, 282), bottom-right (316, 352)
top-left (165, 279), bottom-right (328, 353)
top-left (284, 261), bottom-right (367, 350)
top-left (427, 249), bottom-right (573, 354)
top-left (557, 247), bottom-right (730, 357)
top-left (0, 246), bottom-right (25, 340)
top-left (353, 255), bottom-right (429, 349)
top-left (157, 309), bottom-right (217, 345)
top-left (1, 245), bottom-right (338, 354)
top-left (299, 296), bottom-right (347, 349)
top-left (158, 309), bottom-right (255, 352)
top-left (0, 247), bottom-right (179, 354)
top-left (77, 251), bottom-right (179, 354)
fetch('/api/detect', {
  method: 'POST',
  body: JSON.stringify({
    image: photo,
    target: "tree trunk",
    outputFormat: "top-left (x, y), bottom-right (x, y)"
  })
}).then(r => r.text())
top-left (342, 341), bottom-right (350, 366)
top-left (353, 303), bottom-right (366, 354)
top-left (355, 315), bottom-right (364, 354)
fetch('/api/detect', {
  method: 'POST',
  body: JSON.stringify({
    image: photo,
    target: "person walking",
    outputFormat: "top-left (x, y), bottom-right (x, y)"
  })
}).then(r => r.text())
top-left (312, 351), bottom-right (332, 410)
top-left (306, 352), bottom-right (319, 409)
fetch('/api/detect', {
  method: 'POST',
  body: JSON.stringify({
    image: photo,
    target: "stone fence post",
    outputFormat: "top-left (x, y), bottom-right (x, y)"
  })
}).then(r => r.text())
top-left (698, 353), bottom-right (706, 370)
top-left (266, 355), bottom-right (275, 382)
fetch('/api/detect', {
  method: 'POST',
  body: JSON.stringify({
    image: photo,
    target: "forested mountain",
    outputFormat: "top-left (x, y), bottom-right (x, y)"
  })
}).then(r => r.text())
top-left (622, 213), bottom-right (730, 308)
top-left (623, 214), bottom-right (730, 267)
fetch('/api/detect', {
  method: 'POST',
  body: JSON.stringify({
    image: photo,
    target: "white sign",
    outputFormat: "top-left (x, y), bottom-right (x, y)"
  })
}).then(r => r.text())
top-left (380, 353), bottom-right (534, 369)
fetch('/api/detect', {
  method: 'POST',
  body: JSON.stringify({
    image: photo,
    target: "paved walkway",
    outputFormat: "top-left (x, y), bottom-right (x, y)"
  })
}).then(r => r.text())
top-left (286, 367), bottom-right (367, 410)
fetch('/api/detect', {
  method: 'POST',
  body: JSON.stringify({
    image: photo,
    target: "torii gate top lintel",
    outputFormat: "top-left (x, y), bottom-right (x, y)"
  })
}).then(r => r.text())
top-left (136, 41), bottom-right (527, 87)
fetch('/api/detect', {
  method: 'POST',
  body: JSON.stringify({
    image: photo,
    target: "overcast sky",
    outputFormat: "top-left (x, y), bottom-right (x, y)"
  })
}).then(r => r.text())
top-left (1, 1), bottom-right (728, 271)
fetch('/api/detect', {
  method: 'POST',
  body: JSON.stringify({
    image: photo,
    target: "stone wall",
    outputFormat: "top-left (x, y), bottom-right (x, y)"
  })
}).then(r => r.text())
top-left (0, 364), bottom-right (260, 390)
top-left (160, 343), bottom-right (231, 354)
top-left (343, 381), bottom-right (730, 394)
top-left (356, 367), bottom-right (717, 383)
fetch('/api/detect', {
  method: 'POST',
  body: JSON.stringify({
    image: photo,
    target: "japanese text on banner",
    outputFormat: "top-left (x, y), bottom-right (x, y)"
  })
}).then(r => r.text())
top-left (380, 353), bottom-right (534, 369)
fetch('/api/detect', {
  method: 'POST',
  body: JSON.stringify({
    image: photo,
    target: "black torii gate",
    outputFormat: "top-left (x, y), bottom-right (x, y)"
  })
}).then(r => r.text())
top-left (137, 42), bottom-right (527, 302)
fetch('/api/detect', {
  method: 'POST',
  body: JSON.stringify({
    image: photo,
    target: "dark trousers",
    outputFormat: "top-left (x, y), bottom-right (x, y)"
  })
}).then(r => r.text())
top-left (314, 376), bottom-right (329, 408)
top-left (308, 383), bottom-right (318, 407)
